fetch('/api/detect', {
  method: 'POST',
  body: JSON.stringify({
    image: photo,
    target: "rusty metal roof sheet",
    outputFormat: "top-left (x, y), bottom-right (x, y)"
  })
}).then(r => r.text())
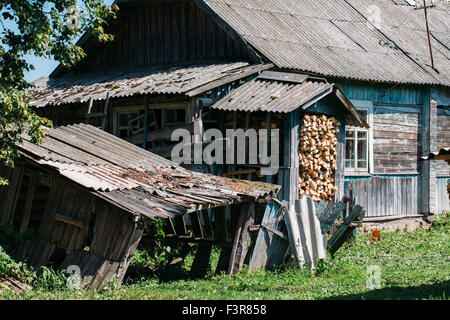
top-left (210, 71), bottom-right (368, 126)
top-left (201, 0), bottom-right (449, 86)
top-left (29, 62), bottom-right (265, 107)
top-left (18, 124), bottom-right (279, 219)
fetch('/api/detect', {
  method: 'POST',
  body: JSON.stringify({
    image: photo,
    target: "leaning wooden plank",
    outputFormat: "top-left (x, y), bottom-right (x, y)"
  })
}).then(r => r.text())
top-left (320, 202), bottom-right (346, 234)
top-left (314, 200), bottom-right (328, 219)
top-left (227, 202), bottom-right (254, 276)
top-left (213, 206), bottom-right (233, 274)
top-left (327, 206), bottom-right (364, 256)
top-left (248, 201), bottom-right (289, 272)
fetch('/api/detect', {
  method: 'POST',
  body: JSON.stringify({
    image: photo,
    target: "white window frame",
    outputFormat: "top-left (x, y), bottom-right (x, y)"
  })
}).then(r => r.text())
top-left (345, 100), bottom-right (374, 175)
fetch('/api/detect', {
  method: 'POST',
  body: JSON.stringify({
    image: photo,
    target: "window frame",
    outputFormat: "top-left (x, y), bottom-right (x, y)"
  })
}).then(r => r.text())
top-left (113, 105), bottom-right (146, 138)
top-left (345, 100), bottom-right (374, 175)
top-left (112, 103), bottom-right (188, 138)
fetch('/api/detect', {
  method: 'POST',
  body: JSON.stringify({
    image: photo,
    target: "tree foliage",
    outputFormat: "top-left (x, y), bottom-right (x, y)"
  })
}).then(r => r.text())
top-left (0, 0), bottom-right (118, 185)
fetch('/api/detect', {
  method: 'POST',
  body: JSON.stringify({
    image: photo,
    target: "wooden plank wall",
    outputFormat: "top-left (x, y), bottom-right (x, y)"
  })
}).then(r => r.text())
top-left (436, 106), bottom-right (450, 177)
top-left (39, 179), bottom-right (96, 255)
top-left (372, 107), bottom-right (421, 174)
top-left (346, 175), bottom-right (420, 218)
top-left (336, 80), bottom-right (432, 217)
top-left (436, 177), bottom-right (449, 214)
top-left (65, 0), bottom-right (250, 75)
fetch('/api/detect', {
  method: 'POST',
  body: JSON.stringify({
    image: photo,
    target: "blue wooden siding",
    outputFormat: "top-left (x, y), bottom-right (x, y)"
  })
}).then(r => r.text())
top-left (336, 80), bottom-right (423, 106)
top-left (338, 80), bottom-right (425, 217)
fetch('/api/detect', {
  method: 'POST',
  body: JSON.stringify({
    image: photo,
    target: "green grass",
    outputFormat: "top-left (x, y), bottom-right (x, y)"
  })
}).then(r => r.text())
top-left (1, 213), bottom-right (449, 300)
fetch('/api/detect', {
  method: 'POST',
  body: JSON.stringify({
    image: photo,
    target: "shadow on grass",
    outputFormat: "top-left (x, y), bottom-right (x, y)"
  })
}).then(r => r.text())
top-left (125, 264), bottom-right (200, 284)
top-left (328, 280), bottom-right (449, 300)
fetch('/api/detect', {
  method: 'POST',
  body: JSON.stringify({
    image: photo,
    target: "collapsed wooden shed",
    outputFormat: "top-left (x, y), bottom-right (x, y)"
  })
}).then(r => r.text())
top-left (0, 124), bottom-right (278, 290)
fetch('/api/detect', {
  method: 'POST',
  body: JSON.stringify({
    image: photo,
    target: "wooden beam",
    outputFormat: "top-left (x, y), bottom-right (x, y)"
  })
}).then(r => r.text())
top-left (53, 213), bottom-right (85, 229)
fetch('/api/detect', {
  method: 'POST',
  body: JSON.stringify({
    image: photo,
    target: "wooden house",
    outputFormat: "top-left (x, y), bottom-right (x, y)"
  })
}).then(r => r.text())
top-left (28, 0), bottom-right (449, 223)
top-left (0, 124), bottom-right (278, 289)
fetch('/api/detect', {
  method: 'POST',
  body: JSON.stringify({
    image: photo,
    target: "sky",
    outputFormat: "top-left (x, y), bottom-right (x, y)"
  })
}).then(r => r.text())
top-left (0, 0), bottom-right (115, 83)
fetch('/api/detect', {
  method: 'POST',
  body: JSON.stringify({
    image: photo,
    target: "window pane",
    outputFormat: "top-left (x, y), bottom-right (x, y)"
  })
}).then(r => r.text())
top-left (357, 131), bottom-right (367, 139)
top-left (357, 138), bottom-right (367, 169)
top-left (346, 130), bottom-right (354, 139)
top-left (345, 137), bottom-right (355, 169)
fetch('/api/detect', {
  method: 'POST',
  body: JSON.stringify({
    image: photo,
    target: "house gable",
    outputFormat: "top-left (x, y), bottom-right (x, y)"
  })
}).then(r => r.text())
top-left (51, 0), bottom-right (258, 78)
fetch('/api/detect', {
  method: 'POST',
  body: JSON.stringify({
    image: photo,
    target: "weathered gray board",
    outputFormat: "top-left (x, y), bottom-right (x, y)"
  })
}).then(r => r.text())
top-left (328, 205), bottom-right (364, 256)
top-left (248, 200), bottom-right (289, 272)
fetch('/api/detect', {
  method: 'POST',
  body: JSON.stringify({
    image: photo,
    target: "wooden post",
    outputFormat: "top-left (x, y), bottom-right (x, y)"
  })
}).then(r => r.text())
top-left (335, 116), bottom-right (346, 202)
top-left (214, 206), bottom-right (231, 274)
top-left (101, 93), bottom-right (110, 131)
top-left (283, 109), bottom-right (300, 206)
top-left (265, 113), bottom-right (272, 184)
top-left (142, 96), bottom-right (149, 149)
top-left (420, 88), bottom-right (438, 215)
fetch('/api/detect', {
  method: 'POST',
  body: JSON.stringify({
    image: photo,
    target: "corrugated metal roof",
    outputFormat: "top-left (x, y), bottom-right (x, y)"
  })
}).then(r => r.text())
top-left (18, 124), bottom-right (279, 219)
top-left (210, 76), bottom-right (333, 113)
top-left (29, 62), bottom-right (264, 107)
top-left (209, 71), bottom-right (368, 126)
top-left (202, 0), bottom-right (449, 86)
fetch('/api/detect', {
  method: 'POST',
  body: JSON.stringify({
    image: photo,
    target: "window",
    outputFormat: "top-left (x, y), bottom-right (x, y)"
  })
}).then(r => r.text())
top-left (117, 109), bottom-right (145, 138)
top-left (164, 108), bottom-right (186, 126)
top-left (345, 101), bottom-right (373, 174)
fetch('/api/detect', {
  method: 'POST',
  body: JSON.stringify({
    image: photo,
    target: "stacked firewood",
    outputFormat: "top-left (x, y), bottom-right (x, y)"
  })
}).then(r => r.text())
top-left (299, 114), bottom-right (340, 202)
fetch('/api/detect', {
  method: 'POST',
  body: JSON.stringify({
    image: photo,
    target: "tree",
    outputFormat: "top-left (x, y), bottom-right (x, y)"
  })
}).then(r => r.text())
top-left (0, 0), bottom-right (118, 185)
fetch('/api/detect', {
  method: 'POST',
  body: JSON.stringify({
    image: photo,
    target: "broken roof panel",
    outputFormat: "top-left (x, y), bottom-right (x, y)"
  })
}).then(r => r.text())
top-left (201, 0), bottom-right (449, 86)
top-left (18, 124), bottom-right (279, 219)
top-left (29, 62), bottom-right (269, 107)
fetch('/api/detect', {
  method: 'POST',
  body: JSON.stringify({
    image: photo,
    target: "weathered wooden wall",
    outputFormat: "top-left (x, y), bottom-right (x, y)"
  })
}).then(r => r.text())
top-left (436, 177), bottom-right (449, 214)
top-left (436, 106), bottom-right (450, 178)
top-left (56, 0), bottom-right (251, 76)
top-left (372, 107), bottom-right (421, 173)
top-left (0, 163), bottom-right (144, 290)
top-left (338, 81), bottom-right (428, 217)
top-left (346, 175), bottom-right (420, 218)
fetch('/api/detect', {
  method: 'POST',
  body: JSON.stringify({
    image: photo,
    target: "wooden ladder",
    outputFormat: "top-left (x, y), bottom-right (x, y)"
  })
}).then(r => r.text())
top-left (85, 93), bottom-right (110, 130)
